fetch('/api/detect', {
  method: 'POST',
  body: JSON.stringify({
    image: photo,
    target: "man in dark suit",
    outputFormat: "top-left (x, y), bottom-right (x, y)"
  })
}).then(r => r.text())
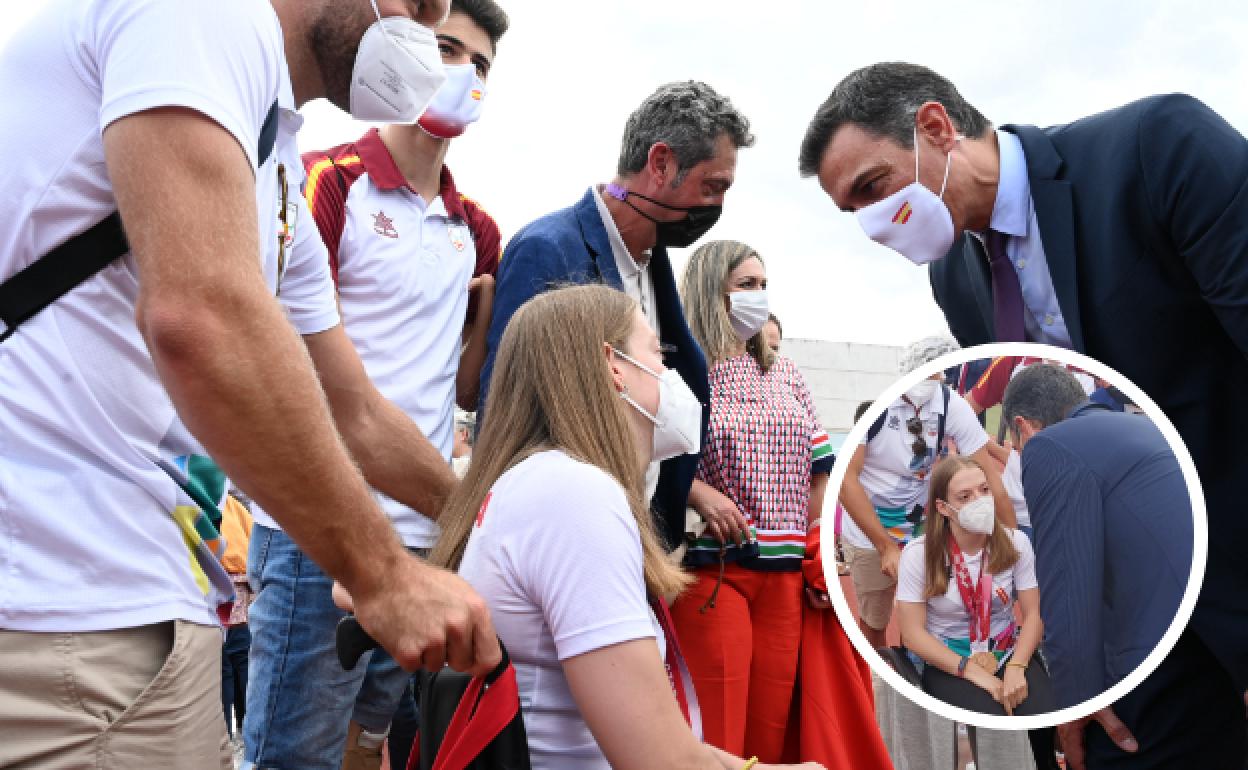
top-left (479, 80), bottom-right (754, 551)
top-left (799, 62), bottom-right (1246, 769)
top-left (1003, 364), bottom-right (1202, 766)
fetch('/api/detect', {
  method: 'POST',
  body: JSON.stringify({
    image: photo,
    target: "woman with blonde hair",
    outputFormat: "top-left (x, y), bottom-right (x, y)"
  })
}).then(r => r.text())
top-left (430, 284), bottom-right (820, 770)
top-left (896, 454), bottom-right (1058, 767)
top-left (672, 240), bottom-right (878, 765)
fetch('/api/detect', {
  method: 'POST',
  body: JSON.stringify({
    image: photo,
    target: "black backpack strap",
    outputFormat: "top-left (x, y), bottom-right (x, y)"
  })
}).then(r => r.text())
top-left (0, 99), bottom-right (280, 345)
top-left (866, 411), bottom-right (887, 444)
top-left (936, 383), bottom-right (951, 450)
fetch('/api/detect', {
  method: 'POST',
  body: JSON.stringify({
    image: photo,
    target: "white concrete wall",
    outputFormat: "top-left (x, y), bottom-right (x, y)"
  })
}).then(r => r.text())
top-left (781, 338), bottom-right (904, 434)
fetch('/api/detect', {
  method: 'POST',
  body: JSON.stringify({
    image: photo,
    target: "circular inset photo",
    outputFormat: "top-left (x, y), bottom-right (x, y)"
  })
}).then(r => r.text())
top-left (823, 340), bottom-right (1206, 739)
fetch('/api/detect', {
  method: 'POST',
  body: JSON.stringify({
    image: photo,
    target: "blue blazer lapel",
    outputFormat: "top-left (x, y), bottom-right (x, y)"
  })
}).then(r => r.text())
top-left (573, 187), bottom-right (623, 289)
top-left (1003, 124), bottom-right (1087, 352)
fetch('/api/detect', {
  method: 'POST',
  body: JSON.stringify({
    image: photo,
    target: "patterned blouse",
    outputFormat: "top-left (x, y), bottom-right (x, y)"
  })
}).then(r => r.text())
top-left (685, 354), bottom-right (833, 571)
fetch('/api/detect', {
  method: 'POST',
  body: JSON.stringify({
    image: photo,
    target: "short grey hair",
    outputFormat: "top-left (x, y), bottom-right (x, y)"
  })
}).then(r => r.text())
top-left (1002, 364), bottom-right (1087, 434)
top-left (618, 81), bottom-right (754, 184)
top-left (799, 62), bottom-right (991, 177)
top-left (899, 335), bottom-right (960, 375)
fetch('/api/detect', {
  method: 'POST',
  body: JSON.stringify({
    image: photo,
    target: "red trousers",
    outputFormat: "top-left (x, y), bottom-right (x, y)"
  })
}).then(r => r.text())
top-left (670, 564), bottom-right (803, 762)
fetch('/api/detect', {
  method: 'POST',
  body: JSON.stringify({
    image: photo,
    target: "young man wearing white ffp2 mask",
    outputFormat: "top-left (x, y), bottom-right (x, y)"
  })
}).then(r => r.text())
top-left (252, 3), bottom-right (510, 769)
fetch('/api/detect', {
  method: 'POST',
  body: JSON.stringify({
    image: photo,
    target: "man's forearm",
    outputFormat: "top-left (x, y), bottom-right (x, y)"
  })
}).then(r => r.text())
top-left (341, 394), bottom-right (458, 520)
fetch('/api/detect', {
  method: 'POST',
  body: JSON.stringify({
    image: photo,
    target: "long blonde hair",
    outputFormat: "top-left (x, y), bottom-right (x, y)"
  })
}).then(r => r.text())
top-left (923, 456), bottom-right (1019, 599)
top-left (679, 239), bottom-right (775, 372)
top-left (429, 284), bottom-right (691, 598)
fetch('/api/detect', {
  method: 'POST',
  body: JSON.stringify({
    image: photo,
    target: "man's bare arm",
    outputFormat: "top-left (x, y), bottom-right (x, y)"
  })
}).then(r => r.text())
top-left (105, 107), bottom-right (496, 673)
top-left (304, 323), bottom-right (458, 519)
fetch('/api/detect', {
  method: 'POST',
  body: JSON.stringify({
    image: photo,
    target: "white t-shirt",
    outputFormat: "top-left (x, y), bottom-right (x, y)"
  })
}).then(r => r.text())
top-left (458, 450), bottom-right (664, 770)
top-left (1002, 450), bottom-right (1031, 529)
top-left (896, 529), bottom-right (1037, 644)
top-left (842, 387), bottom-right (989, 549)
top-left (0, 0), bottom-right (336, 632)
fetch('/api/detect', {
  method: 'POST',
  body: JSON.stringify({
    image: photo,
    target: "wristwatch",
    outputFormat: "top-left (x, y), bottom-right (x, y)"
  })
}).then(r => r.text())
top-left (956, 655), bottom-right (970, 678)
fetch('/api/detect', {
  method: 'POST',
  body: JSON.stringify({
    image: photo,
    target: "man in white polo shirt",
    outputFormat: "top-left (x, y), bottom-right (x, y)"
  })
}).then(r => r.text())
top-left (838, 336), bottom-right (1015, 650)
top-left (236, 3), bottom-right (507, 767)
top-left (0, 1), bottom-right (502, 766)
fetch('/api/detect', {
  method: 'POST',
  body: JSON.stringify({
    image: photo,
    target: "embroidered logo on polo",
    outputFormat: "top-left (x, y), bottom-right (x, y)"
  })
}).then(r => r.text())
top-left (448, 223), bottom-right (469, 252)
top-left (887, 414), bottom-right (901, 430)
top-left (373, 211), bottom-right (399, 238)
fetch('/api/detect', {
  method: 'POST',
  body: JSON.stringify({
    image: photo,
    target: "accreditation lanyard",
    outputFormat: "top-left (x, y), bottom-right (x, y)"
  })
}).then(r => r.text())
top-left (649, 594), bottom-right (703, 741)
top-left (948, 534), bottom-right (993, 653)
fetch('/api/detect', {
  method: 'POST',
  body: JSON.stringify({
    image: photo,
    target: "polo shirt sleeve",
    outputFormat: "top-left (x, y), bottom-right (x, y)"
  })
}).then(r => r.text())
top-left (94, 0), bottom-right (281, 170)
top-left (969, 356), bottom-right (1017, 412)
top-left (279, 189), bottom-right (341, 335)
top-left (946, 391), bottom-right (989, 457)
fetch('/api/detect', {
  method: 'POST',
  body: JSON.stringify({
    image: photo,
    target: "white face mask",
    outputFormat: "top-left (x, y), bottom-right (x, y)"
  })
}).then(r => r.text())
top-left (350, 0), bottom-right (447, 124)
top-left (727, 290), bottom-right (769, 342)
top-left (904, 378), bottom-right (940, 406)
top-left (419, 62), bottom-right (486, 138)
top-left (947, 494), bottom-right (996, 535)
top-left (855, 127), bottom-right (957, 265)
top-left (612, 348), bottom-right (703, 462)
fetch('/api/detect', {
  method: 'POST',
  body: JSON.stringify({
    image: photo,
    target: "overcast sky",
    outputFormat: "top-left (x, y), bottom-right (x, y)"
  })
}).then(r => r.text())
top-left (8, 0), bottom-right (1246, 345)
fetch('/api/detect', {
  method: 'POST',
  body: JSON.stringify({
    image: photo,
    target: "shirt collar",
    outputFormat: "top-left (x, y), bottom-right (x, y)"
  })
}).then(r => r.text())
top-left (352, 128), bottom-right (467, 219)
top-left (591, 184), bottom-right (646, 275)
top-left (986, 129), bottom-right (1030, 238)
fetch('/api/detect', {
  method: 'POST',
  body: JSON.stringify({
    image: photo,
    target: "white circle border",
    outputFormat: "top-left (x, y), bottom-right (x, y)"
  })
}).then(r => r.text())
top-left (819, 341), bottom-right (1208, 731)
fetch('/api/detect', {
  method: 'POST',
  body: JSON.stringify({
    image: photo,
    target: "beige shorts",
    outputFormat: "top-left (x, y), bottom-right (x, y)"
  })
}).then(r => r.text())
top-left (843, 542), bottom-right (898, 631)
top-left (0, 619), bottom-right (230, 769)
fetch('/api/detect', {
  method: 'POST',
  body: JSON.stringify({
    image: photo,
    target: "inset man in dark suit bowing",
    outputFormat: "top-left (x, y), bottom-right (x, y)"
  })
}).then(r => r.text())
top-left (800, 62), bottom-right (1246, 769)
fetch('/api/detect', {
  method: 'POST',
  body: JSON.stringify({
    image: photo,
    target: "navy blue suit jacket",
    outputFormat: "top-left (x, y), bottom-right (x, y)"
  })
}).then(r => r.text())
top-left (1021, 403), bottom-right (1193, 709)
top-left (929, 94), bottom-right (1248, 690)
top-left (479, 188), bottom-right (710, 550)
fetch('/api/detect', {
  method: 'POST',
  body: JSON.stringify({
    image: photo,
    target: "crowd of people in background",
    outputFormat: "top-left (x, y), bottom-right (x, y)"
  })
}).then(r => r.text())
top-left (1, 2), bottom-right (1244, 770)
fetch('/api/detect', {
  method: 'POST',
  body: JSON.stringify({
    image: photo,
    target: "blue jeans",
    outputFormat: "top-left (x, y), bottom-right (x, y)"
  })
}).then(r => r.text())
top-left (222, 623), bottom-right (251, 737)
top-left (242, 525), bottom-right (412, 770)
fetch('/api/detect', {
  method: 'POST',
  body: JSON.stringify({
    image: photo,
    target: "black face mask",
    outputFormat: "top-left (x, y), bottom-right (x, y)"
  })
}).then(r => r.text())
top-left (616, 189), bottom-right (722, 249)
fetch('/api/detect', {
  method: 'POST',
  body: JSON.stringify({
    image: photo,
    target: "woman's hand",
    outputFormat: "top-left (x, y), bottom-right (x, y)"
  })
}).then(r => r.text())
top-left (966, 666), bottom-right (1009, 713)
top-left (804, 585), bottom-right (832, 610)
top-left (1001, 665), bottom-right (1029, 712)
top-left (690, 480), bottom-right (752, 546)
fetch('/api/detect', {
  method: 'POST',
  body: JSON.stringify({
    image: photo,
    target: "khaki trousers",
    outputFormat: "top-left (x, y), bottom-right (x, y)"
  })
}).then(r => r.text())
top-left (0, 620), bottom-right (230, 769)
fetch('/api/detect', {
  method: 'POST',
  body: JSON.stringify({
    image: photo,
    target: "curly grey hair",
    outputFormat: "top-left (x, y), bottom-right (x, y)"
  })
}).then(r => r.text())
top-left (899, 334), bottom-right (960, 375)
top-left (617, 81), bottom-right (754, 185)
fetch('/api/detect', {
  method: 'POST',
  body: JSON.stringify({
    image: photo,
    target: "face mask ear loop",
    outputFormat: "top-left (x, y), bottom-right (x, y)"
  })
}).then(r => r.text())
top-left (938, 145), bottom-right (953, 200)
top-left (913, 125), bottom-right (921, 182)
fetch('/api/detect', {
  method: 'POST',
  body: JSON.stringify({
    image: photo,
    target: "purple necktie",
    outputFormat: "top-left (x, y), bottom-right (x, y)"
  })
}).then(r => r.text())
top-left (985, 229), bottom-right (1027, 342)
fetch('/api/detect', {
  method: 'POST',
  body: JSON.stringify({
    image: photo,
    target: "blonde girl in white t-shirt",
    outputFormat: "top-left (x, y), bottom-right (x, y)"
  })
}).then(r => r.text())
top-left (429, 285), bottom-right (822, 770)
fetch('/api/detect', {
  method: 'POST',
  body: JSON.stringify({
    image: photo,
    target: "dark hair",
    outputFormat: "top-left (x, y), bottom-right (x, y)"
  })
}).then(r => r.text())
top-left (765, 313), bottom-right (783, 338)
top-left (618, 81), bottom-right (754, 184)
top-left (798, 62), bottom-right (990, 177)
top-left (451, 0), bottom-right (509, 49)
top-left (1001, 364), bottom-right (1087, 437)
top-left (853, 400), bottom-right (873, 424)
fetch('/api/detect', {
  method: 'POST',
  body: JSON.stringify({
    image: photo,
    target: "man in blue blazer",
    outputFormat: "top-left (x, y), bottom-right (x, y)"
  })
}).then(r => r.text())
top-left (1002, 365), bottom-right (1204, 765)
top-left (800, 62), bottom-right (1246, 769)
top-left (479, 81), bottom-right (754, 550)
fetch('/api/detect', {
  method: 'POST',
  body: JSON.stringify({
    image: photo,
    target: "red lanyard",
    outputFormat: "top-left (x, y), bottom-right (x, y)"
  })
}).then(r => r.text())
top-left (649, 594), bottom-right (703, 741)
top-left (948, 533), bottom-right (993, 645)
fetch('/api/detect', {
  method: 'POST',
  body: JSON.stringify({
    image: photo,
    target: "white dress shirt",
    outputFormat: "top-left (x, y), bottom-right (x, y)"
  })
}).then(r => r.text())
top-left (592, 185), bottom-right (660, 335)
top-left (973, 130), bottom-right (1072, 348)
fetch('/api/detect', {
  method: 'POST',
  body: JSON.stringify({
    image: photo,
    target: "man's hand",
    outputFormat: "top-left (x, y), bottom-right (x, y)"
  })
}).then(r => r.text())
top-left (877, 539), bottom-right (901, 580)
top-left (341, 554), bottom-right (501, 676)
top-left (413, 0), bottom-right (451, 27)
top-left (690, 481), bottom-right (752, 545)
top-left (1057, 707), bottom-right (1139, 770)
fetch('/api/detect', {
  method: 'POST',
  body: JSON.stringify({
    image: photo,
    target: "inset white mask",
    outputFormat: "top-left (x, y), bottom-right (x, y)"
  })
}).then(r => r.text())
top-left (350, 0), bottom-right (447, 123)
top-left (904, 378), bottom-right (940, 407)
top-left (949, 495), bottom-right (996, 535)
